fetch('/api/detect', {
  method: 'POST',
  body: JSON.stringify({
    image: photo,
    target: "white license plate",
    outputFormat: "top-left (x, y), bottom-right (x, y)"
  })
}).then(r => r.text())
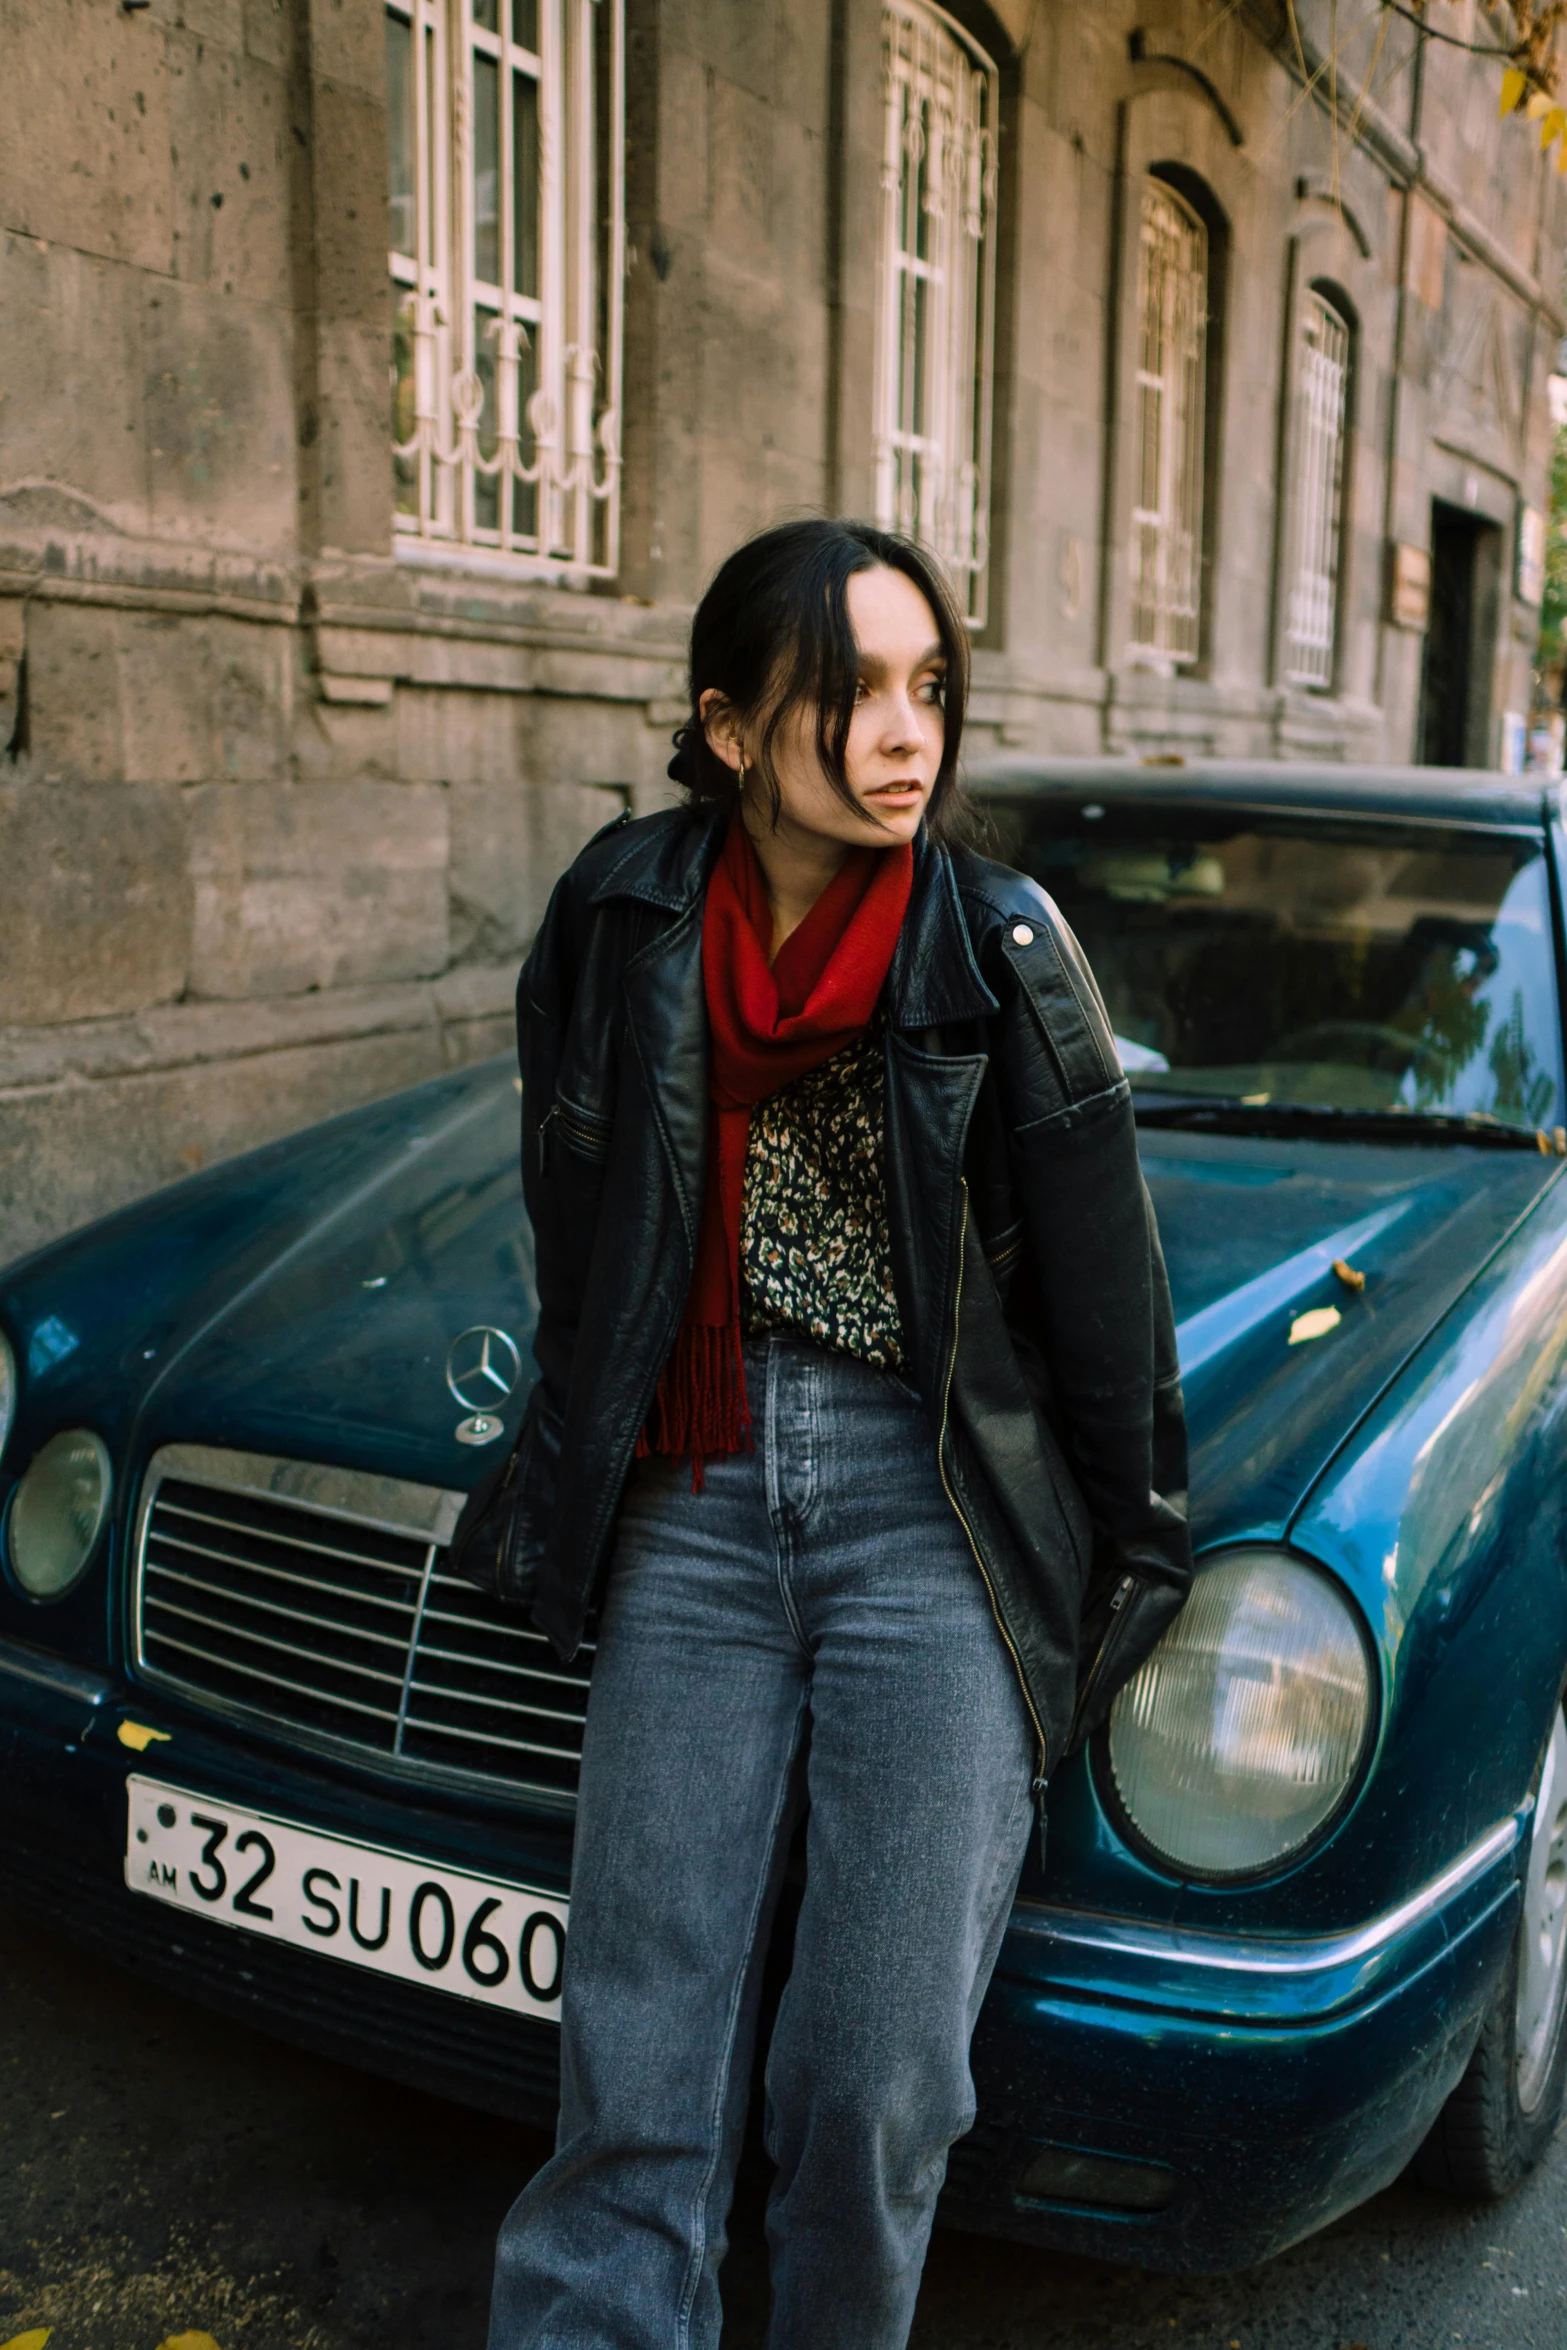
top-left (124, 1776), bottom-right (568, 2021)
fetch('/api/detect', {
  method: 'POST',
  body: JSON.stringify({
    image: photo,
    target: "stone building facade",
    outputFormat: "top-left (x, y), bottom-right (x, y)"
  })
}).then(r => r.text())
top-left (2, 0), bottom-right (1563, 1262)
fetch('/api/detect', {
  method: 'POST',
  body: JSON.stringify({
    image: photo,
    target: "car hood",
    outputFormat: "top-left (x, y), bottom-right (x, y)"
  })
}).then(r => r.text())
top-left (8, 1059), bottom-right (1555, 1531)
top-left (139, 1101), bottom-right (1553, 1538)
top-left (1145, 1129), bottom-right (1559, 1540)
top-left (117, 1066), bottom-right (538, 1495)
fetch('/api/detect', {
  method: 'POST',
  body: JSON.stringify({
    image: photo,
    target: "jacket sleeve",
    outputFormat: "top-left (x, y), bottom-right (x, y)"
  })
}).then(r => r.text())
top-left (449, 871), bottom-right (579, 1606)
top-left (505, 865), bottom-right (584, 1591)
top-left (987, 893), bottom-right (1192, 1736)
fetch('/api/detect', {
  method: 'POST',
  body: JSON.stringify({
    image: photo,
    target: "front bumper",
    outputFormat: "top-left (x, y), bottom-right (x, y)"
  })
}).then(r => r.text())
top-left (950, 1820), bottom-right (1522, 2271)
top-left (0, 1636), bottom-right (1522, 2273)
top-left (0, 1635), bottom-right (570, 2128)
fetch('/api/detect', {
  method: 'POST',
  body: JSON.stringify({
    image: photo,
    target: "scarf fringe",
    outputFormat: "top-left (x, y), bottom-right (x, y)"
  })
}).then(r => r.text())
top-left (636, 1321), bottom-right (753, 1492)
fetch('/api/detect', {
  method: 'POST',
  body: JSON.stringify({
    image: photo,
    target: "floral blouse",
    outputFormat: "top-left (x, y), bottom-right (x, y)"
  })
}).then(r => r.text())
top-left (739, 1017), bottom-right (906, 1369)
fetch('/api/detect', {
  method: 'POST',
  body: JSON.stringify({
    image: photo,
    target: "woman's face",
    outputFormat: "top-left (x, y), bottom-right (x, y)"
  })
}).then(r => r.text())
top-left (704, 564), bottom-right (948, 853)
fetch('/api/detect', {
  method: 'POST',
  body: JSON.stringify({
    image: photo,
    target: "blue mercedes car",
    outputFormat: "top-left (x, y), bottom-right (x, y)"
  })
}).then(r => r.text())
top-left (5, 759), bottom-right (1567, 2274)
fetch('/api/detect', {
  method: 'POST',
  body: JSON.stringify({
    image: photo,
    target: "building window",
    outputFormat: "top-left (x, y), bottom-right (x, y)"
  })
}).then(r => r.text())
top-left (1283, 289), bottom-right (1351, 689)
top-left (873, 0), bottom-right (999, 627)
top-left (1129, 178), bottom-right (1207, 667)
top-left (386, 0), bottom-right (625, 579)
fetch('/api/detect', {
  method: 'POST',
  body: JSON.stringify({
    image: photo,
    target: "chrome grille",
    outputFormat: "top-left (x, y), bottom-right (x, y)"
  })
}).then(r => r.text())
top-left (134, 1444), bottom-right (591, 1799)
top-left (398, 1567), bottom-right (592, 1780)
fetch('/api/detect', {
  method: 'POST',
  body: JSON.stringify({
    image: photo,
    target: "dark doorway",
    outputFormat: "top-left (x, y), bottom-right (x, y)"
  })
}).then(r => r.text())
top-left (1419, 501), bottom-right (1503, 766)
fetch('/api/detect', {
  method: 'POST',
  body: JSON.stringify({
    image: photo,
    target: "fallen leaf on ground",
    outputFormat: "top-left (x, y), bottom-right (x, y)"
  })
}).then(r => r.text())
top-left (157, 2335), bottom-right (223, 2350)
top-left (1, 2330), bottom-right (52, 2350)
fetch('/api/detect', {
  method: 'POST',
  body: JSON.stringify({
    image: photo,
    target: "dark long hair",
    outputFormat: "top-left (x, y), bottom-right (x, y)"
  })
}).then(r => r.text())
top-left (667, 519), bottom-right (972, 842)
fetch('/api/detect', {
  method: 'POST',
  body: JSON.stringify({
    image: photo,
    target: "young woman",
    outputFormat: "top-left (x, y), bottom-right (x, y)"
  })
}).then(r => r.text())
top-left (460, 518), bottom-right (1192, 2350)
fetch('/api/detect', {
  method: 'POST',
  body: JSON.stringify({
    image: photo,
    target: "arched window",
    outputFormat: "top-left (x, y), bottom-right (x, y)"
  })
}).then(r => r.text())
top-left (1283, 287), bottom-right (1351, 689)
top-left (1129, 177), bottom-right (1207, 666)
top-left (386, 0), bottom-right (626, 579)
top-left (873, 0), bottom-right (1000, 625)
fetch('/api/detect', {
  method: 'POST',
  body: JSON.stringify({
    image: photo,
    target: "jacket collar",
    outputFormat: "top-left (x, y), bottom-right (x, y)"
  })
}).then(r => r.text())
top-left (587, 806), bottom-right (722, 915)
top-left (589, 804), bottom-right (997, 1029)
top-left (887, 827), bottom-right (998, 1030)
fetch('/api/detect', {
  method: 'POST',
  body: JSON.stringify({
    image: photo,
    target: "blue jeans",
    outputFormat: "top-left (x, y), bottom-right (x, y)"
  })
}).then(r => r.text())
top-left (489, 1334), bottom-right (1036, 2350)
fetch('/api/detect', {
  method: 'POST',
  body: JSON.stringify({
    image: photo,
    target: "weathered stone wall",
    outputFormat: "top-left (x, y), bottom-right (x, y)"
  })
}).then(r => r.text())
top-left (0, 563), bottom-right (680, 1264)
top-left (1, 0), bottom-right (1563, 1266)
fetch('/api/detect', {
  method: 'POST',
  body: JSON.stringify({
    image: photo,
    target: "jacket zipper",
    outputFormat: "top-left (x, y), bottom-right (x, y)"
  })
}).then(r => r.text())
top-left (540, 1098), bottom-right (611, 1168)
top-left (495, 1436), bottom-right (528, 1583)
top-left (1067, 1572), bottom-right (1137, 1746)
top-left (937, 1181), bottom-right (1050, 1789)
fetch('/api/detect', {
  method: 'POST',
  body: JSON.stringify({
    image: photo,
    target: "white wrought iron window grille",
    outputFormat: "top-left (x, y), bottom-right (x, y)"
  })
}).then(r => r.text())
top-left (386, 0), bottom-right (625, 579)
top-left (1129, 179), bottom-right (1207, 668)
top-left (1283, 290), bottom-right (1350, 690)
top-left (873, 0), bottom-right (999, 628)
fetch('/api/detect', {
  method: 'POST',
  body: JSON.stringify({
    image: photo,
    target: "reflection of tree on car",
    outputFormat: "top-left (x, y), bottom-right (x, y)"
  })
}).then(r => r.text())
top-left (1019, 813), bottom-right (1562, 1138)
top-left (1379, 923), bottom-right (1493, 1102)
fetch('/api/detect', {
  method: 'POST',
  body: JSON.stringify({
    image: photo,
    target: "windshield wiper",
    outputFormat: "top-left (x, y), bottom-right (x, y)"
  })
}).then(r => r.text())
top-left (1132, 1097), bottom-right (1558, 1151)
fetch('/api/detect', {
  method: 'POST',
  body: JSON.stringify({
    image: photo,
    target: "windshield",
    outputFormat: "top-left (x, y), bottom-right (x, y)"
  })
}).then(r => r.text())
top-left (988, 802), bottom-right (1564, 1133)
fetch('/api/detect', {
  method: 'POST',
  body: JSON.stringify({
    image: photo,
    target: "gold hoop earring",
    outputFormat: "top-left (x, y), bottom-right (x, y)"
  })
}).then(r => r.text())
top-left (735, 755), bottom-right (747, 792)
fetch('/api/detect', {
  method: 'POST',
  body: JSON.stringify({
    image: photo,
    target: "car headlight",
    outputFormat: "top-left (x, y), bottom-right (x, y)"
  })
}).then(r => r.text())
top-left (0, 1328), bottom-right (14, 1468)
top-left (6, 1429), bottom-right (113, 1600)
top-left (1107, 1547), bottom-right (1373, 1877)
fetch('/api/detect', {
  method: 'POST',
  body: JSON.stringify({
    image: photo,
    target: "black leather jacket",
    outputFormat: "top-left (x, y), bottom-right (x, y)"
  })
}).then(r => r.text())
top-left (490, 805), bottom-right (1191, 1773)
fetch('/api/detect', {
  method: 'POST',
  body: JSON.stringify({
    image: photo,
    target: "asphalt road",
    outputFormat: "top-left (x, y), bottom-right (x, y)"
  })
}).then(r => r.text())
top-left (5, 1909), bottom-right (1567, 2350)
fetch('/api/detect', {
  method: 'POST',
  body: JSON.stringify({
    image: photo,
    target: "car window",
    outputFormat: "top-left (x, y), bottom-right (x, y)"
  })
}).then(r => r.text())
top-left (993, 806), bottom-right (1564, 1133)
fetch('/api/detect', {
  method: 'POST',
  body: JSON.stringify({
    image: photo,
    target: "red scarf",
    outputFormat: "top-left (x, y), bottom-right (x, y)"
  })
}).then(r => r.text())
top-left (638, 815), bottom-right (914, 1484)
